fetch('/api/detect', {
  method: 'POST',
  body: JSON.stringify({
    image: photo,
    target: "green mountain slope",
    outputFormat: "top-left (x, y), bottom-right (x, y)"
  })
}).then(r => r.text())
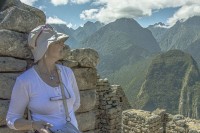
top-left (107, 56), bottom-right (155, 106)
top-left (80, 18), bottom-right (161, 77)
top-left (185, 39), bottom-right (200, 68)
top-left (136, 50), bottom-right (200, 117)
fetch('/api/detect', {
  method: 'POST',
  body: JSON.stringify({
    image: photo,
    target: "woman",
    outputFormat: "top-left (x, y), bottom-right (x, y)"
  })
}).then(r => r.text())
top-left (6, 24), bottom-right (80, 133)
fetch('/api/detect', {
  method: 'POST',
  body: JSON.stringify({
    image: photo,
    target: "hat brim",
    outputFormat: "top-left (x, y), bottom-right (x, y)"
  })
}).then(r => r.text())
top-left (48, 33), bottom-right (69, 45)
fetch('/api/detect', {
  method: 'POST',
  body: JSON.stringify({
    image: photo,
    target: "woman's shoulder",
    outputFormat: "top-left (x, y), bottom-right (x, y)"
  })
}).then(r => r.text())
top-left (17, 66), bottom-right (35, 82)
top-left (56, 64), bottom-right (73, 74)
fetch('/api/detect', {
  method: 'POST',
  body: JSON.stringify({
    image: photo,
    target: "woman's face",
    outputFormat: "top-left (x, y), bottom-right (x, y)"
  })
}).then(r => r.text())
top-left (45, 41), bottom-right (65, 61)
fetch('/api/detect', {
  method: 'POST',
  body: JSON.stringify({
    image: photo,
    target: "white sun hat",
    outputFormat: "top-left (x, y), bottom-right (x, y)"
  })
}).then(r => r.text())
top-left (28, 24), bottom-right (69, 63)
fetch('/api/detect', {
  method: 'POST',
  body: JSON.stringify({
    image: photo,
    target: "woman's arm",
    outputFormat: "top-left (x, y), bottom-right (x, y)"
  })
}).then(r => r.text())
top-left (6, 77), bottom-right (53, 132)
top-left (6, 77), bottom-right (30, 130)
top-left (70, 69), bottom-right (80, 112)
top-left (14, 118), bottom-right (53, 132)
top-left (13, 118), bottom-right (33, 130)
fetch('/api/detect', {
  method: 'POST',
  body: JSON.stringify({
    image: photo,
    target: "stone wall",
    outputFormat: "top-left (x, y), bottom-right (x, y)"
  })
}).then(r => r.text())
top-left (122, 109), bottom-right (163, 133)
top-left (166, 114), bottom-right (200, 133)
top-left (122, 109), bottom-right (200, 133)
top-left (95, 79), bottom-right (121, 133)
top-left (69, 49), bottom-right (99, 133)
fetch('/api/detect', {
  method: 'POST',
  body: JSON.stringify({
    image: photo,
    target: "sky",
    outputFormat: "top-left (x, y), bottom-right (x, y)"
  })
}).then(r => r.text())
top-left (20, 0), bottom-right (200, 29)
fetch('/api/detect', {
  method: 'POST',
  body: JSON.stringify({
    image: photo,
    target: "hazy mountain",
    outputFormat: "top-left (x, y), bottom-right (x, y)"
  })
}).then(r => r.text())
top-left (185, 39), bottom-right (200, 68)
top-left (73, 21), bottom-right (104, 43)
top-left (50, 24), bottom-right (79, 48)
top-left (148, 16), bottom-right (200, 68)
top-left (80, 18), bottom-right (161, 76)
top-left (149, 16), bottom-right (200, 51)
top-left (147, 22), bottom-right (168, 46)
top-left (135, 50), bottom-right (200, 118)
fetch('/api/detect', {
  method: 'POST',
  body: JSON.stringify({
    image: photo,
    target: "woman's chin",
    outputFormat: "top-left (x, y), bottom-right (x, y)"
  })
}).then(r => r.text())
top-left (59, 54), bottom-right (64, 60)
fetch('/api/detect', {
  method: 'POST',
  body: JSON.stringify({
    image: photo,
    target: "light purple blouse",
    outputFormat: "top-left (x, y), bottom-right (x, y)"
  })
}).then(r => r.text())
top-left (6, 64), bottom-right (80, 132)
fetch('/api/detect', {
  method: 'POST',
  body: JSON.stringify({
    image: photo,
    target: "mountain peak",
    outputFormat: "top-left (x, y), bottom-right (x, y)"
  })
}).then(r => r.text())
top-left (148, 22), bottom-right (166, 28)
top-left (82, 21), bottom-right (104, 29)
top-left (114, 17), bottom-right (139, 25)
top-left (154, 22), bottom-right (165, 27)
top-left (116, 17), bottom-right (135, 21)
top-left (84, 21), bottom-right (94, 26)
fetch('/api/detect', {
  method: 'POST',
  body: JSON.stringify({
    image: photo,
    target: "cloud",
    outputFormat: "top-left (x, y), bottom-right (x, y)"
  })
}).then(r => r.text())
top-left (46, 16), bottom-right (78, 29)
top-left (46, 16), bottom-right (67, 24)
top-left (38, 5), bottom-right (46, 10)
top-left (67, 23), bottom-right (73, 28)
top-left (51, 0), bottom-right (69, 6)
top-left (71, 0), bottom-right (91, 4)
top-left (80, 0), bottom-right (200, 26)
top-left (80, 9), bottom-right (99, 20)
top-left (167, 3), bottom-right (200, 26)
top-left (20, 0), bottom-right (38, 6)
top-left (67, 23), bottom-right (78, 29)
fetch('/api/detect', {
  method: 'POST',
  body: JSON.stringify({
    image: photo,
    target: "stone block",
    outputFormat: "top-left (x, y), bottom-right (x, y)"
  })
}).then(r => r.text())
top-left (70, 48), bottom-right (99, 68)
top-left (0, 3), bottom-right (45, 32)
top-left (0, 100), bottom-right (10, 126)
top-left (0, 127), bottom-right (25, 133)
top-left (77, 90), bottom-right (96, 113)
top-left (0, 0), bottom-right (20, 11)
top-left (77, 110), bottom-right (96, 132)
top-left (0, 57), bottom-right (27, 72)
top-left (72, 68), bottom-right (97, 90)
top-left (0, 30), bottom-right (32, 58)
top-left (61, 60), bottom-right (79, 68)
top-left (83, 130), bottom-right (97, 133)
top-left (0, 73), bottom-right (20, 99)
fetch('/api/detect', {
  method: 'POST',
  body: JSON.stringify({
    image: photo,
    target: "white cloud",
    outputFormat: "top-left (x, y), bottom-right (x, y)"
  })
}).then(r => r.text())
top-left (80, 0), bottom-right (200, 26)
top-left (46, 16), bottom-right (67, 24)
top-left (71, 0), bottom-right (91, 4)
top-left (20, 0), bottom-right (38, 6)
top-left (46, 17), bottom-right (78, 29)
top-left (80, 9), bottom-right (99, 20)
top-left (51, 0), bottom-right (69, 6)
top-left (67, 23), bottom-right (78, 29)
top-left (167, 4), bottom-right (200, 26)
top-left (67, 23), bottom-right (73, 28)
top-left (50, 0), bottom-right (91, 5)
top-left (38, 5), bottom-right (46, 10)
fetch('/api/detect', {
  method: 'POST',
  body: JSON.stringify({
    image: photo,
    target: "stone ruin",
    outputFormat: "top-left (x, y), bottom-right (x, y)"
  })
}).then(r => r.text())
top-left (122, 109), bottom-right (200, 133)
top-left (1, 0), bottom-right (200, 133)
